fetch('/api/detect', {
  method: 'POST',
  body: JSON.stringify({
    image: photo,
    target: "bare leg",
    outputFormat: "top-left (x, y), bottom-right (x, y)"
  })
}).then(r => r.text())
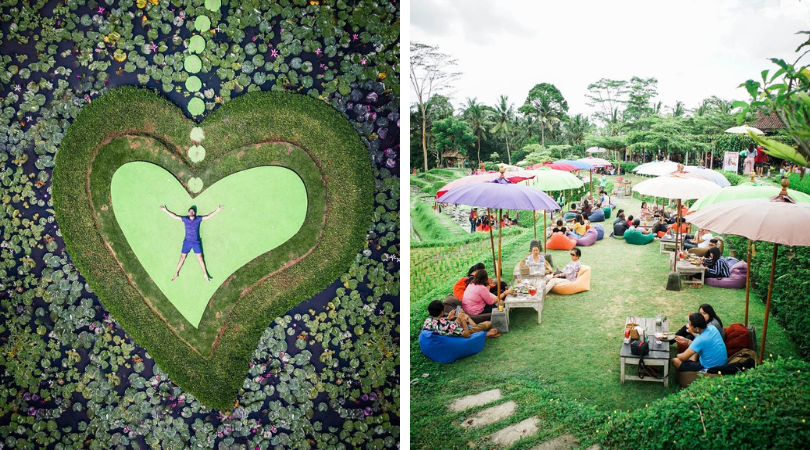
top-left (197, 254), bottom-right (211, 281)
top-left (172, 253), bottom-right (188, 281)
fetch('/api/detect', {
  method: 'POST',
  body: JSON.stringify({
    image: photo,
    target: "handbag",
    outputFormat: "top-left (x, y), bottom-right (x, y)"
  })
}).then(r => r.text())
top-left (625, 316), bottom-right (641, 340)
top-left (629, 338), bottom-right (649, 356)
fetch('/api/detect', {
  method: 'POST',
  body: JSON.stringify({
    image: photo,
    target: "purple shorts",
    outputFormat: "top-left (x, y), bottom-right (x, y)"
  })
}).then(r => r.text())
top-left (181, 240), bottom-right (202, 254)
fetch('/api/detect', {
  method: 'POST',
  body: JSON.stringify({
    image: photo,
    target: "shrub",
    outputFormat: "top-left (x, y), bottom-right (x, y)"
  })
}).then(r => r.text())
top-left (720, 170), bottom-right (746, 186)
top-left (602, 357), bottom-right (810, 449)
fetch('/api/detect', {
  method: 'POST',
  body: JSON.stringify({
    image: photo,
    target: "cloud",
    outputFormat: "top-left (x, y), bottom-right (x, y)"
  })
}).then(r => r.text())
top-left (412, 0), bottom-right (535, 44)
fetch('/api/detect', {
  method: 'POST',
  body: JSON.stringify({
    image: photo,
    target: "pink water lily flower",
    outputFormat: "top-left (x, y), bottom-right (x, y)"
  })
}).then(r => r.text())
top-left (315, 47), bottom-right (322, 55)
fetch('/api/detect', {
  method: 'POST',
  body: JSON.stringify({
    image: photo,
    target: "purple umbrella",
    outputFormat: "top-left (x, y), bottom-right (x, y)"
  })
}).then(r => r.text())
top-left (441, 183), bottom-right (560, 306)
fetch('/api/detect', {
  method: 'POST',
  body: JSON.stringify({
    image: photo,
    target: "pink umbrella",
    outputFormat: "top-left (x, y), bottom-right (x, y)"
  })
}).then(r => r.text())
top-left (541, 161), bottom-right (580, 171)
top-left (685, 179), bottom-right (810, 363)
top-left (577, 157), bottom-right (613, 198)
top-left (436, 172), bottom-right (535, 199)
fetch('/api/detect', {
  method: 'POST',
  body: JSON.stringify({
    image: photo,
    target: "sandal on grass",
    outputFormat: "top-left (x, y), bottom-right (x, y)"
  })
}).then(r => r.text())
top-left (486, 329), bottom-right (501, 338)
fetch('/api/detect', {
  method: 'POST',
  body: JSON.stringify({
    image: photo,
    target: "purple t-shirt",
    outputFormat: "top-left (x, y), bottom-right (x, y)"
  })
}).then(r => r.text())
top-left (182, 216), bottom-right (202, 242)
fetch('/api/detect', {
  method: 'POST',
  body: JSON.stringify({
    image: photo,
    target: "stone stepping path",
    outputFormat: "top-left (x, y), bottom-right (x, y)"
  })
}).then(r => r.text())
top-left (450, 389), bottom-right (602, 449)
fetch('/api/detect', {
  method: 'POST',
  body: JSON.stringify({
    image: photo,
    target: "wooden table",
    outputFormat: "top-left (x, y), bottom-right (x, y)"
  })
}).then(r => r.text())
top-left (504, 282), bottom-right (545, 326)
top-left (660, 237), bottom-right (678, 254)
top-left (620, 317), bottom-right (671, 387)
top-left (669, 252), bottom-right (707, 286)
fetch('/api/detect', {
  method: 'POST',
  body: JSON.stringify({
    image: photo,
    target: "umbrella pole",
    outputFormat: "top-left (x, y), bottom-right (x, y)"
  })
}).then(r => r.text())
top-left (497, 209), bottom-right (503, 310)
top-left (590, 169), bottom-right (593, 200)
top-left (675, 199), bottom-right (682, 270)
top-left (488, 208), bottom-right (496, 268)
top-left (745, 240), bottom-right (752, 326)
top-left (533, 210), bottom-right (536, 240)
top-left (543, 210), bottom-right (547, 252)
top-left (759, 244), bottom-right (778, 364)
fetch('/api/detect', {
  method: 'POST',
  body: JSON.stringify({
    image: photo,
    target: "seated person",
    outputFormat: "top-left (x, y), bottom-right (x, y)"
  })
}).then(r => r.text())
top-left (544, 247), bottom-right (582, 295)
top-left (565, 203), bottom-right (579, 222)
top-left (581, 199), bottom-right (593, 219)
top-left (626, 214), bottom-right (634, 227)
top-left (501, 213), bottom-right (513, 227)
top-left (453, 263), bottom-right (485, 300)
top-left (596, 190), bottom-right (611, 208)
top-left (683, 228), bottom-right (713, 250)
top-left (639, 201), bottom-right (653, 220)
top-left (568, 214), bottom-right (589, 238)
top-left (524, 240), bottom-right (552, 278)
top-left (462, 270), bottom-right (513, 315)
top-left (700, 239), bottom-right (730, 279)
top-left (613, 209), bottom-right (625, 224)
top-left (423, 300), bottom-right (498, 338)
top-left (671, 313), bottom-right (728, 372)
top-left (551, 219), bottom-right (567, 235)
top-left (674, 303), bottom-right (726, 343)
top-left (629, 219), bottom-right (651, 234)
top-left (650, 213), bottom-right (668, 235)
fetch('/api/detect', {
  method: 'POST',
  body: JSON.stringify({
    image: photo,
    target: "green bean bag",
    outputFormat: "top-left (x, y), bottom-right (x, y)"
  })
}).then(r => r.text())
top-left (603, 207), bottom-right (611, 219)
top-left (624, 229), bottom-right (655, 245)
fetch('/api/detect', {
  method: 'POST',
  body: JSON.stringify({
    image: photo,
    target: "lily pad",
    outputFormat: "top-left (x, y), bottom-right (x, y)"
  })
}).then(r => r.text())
top-left (185, 75), bottom-right (202, 92)
top-left (183, 55), bottom-right (202, 73)
top-left (194, 16), bottom-right (211, 33)
top-left (204, 0), bottom-right (221, 11)
top-left (188, 35), bottom-right (206, 54)
top-left (187, 97), bottom-right (205, 116)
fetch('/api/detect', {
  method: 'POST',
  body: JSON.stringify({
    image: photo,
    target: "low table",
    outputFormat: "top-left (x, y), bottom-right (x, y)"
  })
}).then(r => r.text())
top-left (660, 237), bottom-right (678, 254)
top-left (504, 282), bottom-right (546, 326)
top-left (620, 317), bottom-right (671, 387)
top-left (669, 252), bottom-right (707, 286)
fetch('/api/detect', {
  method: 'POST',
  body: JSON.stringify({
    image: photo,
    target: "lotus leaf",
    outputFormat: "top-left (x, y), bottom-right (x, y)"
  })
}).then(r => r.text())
top-left (188, 35), bottom-right (205, 54)
top-left (187, 97), bottom-right (205, 116)
top-left (184, 75), bottom-right (201, 92)
top-left (194, 15), bottom-right (211, 33)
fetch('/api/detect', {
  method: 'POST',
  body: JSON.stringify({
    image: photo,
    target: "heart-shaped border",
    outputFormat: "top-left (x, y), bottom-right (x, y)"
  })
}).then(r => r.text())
top-left (53, 87), bottom-right (373, 409)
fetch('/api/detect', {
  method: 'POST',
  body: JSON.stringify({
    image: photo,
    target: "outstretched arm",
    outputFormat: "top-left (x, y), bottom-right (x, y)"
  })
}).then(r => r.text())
top-left (202, 205), bottom-right (224, 221)
top-left (160, 205), bottom-right (182, 221)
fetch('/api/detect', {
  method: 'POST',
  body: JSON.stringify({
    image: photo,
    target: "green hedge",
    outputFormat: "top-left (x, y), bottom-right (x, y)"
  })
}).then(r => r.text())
top-left (720, 169), bottom-right (746, 186)
top-left (602, 357), bottom-right (810, 449)
top-left (614, 161), bottom-right (639, 173)
top-left (52, 87), bottom-right (373, 409)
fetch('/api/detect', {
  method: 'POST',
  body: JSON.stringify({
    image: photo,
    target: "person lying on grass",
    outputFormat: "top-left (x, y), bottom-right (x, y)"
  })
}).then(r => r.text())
top-left (462, 270), bottom-right (514, 315)
top-left (671, 312), bottom-right (728, 372)
top-left (160, 204), bottom-right (223, 281)
top-left (423, 300), bottom-right (499, 338)
top-left (544, 247), bottom-right (581, 295)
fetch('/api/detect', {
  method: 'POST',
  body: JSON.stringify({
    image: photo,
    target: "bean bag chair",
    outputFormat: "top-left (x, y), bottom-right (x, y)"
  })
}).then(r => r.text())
top-left (602, 207), bottom-right (612, 219)
top-left (546, 232), bottom-right (577, 251)
top-left (706, 261), bottom-right (747, 290)
top-left (575, 228), bottom-right (598, 246)
top-left (443, 295), bottom-right (490, 324)
top-left (563, 212), bottom-right (576, 222)
top-left (587, 208), bottom-right (605, 222)
top-left (419, 329), bottom-right (486, 364)
top-left (668, 222), bottom-right (689, 234)
top-left (550, 265), bottom-right (591, 295)
top-left (688, 236), bottom-right (724, 257)
top-left (593, 224), bottom-right (605, 241)
top-left (624, 229), bottom-right (655, 245)
top-left (724, 323), bottom-right (753, 357)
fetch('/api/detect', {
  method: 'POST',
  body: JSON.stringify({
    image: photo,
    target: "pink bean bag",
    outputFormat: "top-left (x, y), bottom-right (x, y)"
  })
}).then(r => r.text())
top-left (546, 232), bottom-right (577, 251)
top-left (706, 261), bottom-right (748, 289)
top-left (575, 228), bottom-right (598, 246)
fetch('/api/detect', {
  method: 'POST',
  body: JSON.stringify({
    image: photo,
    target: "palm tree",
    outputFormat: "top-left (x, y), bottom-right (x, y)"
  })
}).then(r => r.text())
top-left (563, 114), bottom-right (590, 145)
top-left (672, 100), bottom-right (686, 117)
top-left (528, 93), bottom-right (561, 147)
top-left (490, 95), bottom-right (515, 164)
top-left (463, 97), bottom-right (491, 166)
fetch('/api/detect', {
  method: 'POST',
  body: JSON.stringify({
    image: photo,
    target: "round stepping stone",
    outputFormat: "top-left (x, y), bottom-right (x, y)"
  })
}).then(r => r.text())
top-left (184, 55), bottom-right (202, 73)
top-left (188, 145), bottom-right (206, 163)
top-left (185, 75), bottom-right (202, 92)
top-left (187, 177), bottom-right (203, 193)
top-left (187, 97), bottom-right (205, 116)
top-left (189, 127), bottom-right (205, 143)
top-left (195, 15), bottom-right (211, 33)
top-left (188, 35), bottom-right (206, 54)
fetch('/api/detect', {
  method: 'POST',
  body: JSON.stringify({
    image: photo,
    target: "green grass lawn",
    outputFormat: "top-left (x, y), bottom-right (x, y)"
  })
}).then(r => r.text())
top-left (410, 188), bottom-right (803, 449)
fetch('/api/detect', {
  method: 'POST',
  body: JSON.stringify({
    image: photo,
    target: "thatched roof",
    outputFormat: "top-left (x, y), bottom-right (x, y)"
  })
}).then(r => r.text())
top-left (753, 111), bottom-right (785, 133)
top-left (441, 151), bottom-right (467, 159)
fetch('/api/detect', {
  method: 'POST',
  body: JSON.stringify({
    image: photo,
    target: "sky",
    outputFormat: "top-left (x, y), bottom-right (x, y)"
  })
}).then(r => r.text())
top-left (410, 0), bottom-right (810, 118)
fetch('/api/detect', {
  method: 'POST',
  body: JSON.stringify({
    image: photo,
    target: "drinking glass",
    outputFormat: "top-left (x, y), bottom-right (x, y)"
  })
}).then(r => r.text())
top-left (655, 313), bottom-right (663, 332)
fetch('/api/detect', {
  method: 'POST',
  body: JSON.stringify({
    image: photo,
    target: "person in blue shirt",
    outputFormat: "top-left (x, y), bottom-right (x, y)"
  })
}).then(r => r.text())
top-left (671, 313), bottom-right (728, 372)
top-left (160, 205), bottom-right (224, 281)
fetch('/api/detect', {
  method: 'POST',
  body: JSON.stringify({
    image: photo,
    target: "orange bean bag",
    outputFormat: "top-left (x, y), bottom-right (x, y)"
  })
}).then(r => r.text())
top-left (546, 232), bottom-right (576, 251)
top-left (550, 265), bottom-right (591, 295)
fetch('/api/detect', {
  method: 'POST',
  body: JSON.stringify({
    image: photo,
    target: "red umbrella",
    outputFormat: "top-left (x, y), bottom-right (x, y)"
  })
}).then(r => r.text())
top-left (541, 161), bottom-right (580, 171)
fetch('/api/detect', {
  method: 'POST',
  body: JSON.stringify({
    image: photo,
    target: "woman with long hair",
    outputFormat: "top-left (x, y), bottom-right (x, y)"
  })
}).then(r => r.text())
top-left (462, 270), bottom-right (513, 315)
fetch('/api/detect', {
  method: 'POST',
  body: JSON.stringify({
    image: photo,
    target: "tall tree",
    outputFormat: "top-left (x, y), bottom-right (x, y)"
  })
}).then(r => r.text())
top-left (563, 114), bottom-right (590, 145)
top-left (585, 78), bottom-right (627, 133)
top-left (520, 83), bottom-right (568, 148)
top-left (432, 117), bottom-right (476, 167)
top-left (410, 42), bottom-right (461, 171)
top-left (624, 76), bottom-right (658, 121)
top-left (672, 100), bottom-right (686, 117)
top-left (490, 95), bottom-right (515, 164)
top-left (462, 97), bottom-right (492, 166)
top-left (410, 96), bottom-right (454, 169)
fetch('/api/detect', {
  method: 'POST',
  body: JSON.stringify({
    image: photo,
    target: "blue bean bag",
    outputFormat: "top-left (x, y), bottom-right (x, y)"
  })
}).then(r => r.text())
top-left (588, 208), bottom-right (605, 222)
top-left (624, 229), bottom-right (655, 245)
top-left (575, 228), bottom-right (598, 246)
top-left (419, 330), bottom-right (486, 364)
top-left (602, 207), bottom-right (612, 219)
top-left (593, 224), bottom-right (605, 241)
top-left (563, 212), bottom-right (576, 222)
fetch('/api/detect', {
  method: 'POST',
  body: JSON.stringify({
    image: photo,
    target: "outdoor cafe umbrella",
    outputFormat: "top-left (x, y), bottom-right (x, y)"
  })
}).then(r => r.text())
top-left (685, 179), bottom-right (810, 363)
top-left (725, 125), bottom-right (764, 135)
top-left (633, 160), bottom-right (681, 177)
top-left (439, 182), bottom-right (560, 305)
top-left (527, 168), bottom-right (584, 239)
top-left (529, 161), bottom-right (580, 172)
top-left (578, 156), bottom-right (612, 199)
top-left (633, 173), bottom-right (721, 287)
top-left (435, 171), bottom-right (536, 199)
top-left (688, 182), bottom-right (810, 329)
top-left (586, 147), bottom-right (608, 153)
top-left (680, 169), bottom-right (731, 187)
